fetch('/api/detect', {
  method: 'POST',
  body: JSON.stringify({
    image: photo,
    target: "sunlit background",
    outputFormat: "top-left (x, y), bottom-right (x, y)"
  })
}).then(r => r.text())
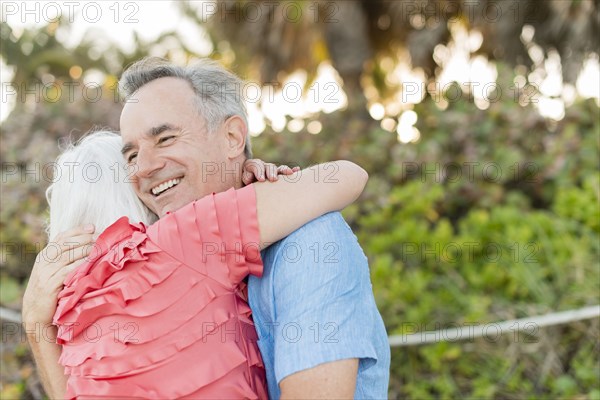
top-left (2, 1), bottom-right (598, 136)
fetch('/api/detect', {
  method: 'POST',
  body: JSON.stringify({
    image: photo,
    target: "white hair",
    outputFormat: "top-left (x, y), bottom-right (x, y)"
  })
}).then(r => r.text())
top-left (45, 130), bottom-right (157, 240)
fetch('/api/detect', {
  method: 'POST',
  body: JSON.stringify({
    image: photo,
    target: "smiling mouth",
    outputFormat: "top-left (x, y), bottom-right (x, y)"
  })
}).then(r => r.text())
top-left (151, 177), bottom-right (182, 197)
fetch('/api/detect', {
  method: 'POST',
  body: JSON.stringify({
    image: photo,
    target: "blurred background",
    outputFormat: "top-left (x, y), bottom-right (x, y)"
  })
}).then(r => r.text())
top-left (1, 0), bottom-right (599, 398)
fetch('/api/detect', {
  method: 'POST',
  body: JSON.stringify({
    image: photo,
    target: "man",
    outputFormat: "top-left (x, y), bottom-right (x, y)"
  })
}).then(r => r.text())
top-left (25, 57), bottom-right (390, 398)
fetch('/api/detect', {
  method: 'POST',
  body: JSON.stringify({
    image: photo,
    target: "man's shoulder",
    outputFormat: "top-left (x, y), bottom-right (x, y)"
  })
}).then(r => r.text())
top-left (278, 211), bottom-right (353, 242)
top-left (260, 211), bottom-right (366, 270)
top-left (261, 212), bottom-right (357, 259)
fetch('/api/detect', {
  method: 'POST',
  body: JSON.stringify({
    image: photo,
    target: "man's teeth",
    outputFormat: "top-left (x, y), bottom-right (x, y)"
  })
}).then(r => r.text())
top-left (151, 178), bottom-right (181, 195)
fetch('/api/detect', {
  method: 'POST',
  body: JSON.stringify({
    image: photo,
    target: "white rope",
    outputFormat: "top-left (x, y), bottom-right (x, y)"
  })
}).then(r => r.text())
top-left (0, 306), bottom-right (22, 324)
top-left (388, 305), bottom-right (600, 347)
top-left (3, 305), bottom-right (599, 347)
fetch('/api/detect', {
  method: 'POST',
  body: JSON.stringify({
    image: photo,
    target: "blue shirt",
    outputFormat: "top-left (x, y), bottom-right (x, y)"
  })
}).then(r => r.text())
top-left (248, 212), bottom-right (390, 399)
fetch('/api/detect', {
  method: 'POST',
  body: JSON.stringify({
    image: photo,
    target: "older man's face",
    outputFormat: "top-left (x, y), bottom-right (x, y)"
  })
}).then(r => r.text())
top-left (119, 77), bottom-right (232, 217)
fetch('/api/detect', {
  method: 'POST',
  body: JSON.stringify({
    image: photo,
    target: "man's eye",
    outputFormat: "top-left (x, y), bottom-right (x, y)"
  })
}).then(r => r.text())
top-left (158, 136), bottom-right (175, 144)
top-left (127, 153), bottom-right (137, 163)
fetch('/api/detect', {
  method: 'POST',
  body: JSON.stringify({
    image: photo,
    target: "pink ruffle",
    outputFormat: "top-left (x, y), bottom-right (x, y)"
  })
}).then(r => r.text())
top-left (53, 187), bottom-right (266, 399)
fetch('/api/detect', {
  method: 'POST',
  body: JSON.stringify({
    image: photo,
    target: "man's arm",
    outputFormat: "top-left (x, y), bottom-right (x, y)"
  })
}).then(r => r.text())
top-left (265, 213), bottom-right (388, 399)
top-left (22, 225), bottom-right (95, 399)
top-left (280, 359), bottom-right (358, 399)
top-left (25, 325), bottom-right (67, 399)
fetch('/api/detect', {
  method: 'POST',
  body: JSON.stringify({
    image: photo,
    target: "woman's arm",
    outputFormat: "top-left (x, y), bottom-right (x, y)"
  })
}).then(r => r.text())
top-left (253, 160), bottom-right (367, 249)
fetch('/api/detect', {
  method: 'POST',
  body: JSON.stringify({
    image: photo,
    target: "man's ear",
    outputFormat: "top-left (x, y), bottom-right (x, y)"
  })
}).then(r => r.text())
top-left (222, 115), bottom-right (247, 159)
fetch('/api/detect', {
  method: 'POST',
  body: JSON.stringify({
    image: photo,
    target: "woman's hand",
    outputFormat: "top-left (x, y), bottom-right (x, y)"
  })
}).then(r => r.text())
top-left (242, 159), bottom-right (300, 185)
top-left (253, 160), bottom-right (369, 249)
top-left (22, 225), bottom-right (95, 327)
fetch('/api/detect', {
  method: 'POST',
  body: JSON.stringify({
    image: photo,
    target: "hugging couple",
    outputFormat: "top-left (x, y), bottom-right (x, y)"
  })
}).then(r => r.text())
top-left (22, 57), bottom-right (390, 399)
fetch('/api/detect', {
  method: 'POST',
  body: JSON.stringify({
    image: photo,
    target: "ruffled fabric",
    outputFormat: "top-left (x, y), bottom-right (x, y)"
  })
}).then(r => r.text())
top-left (53, 186), bottom-right (267, 399)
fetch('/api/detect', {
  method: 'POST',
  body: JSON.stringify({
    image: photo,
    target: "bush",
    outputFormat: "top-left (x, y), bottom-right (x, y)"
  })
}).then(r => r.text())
top-left (252, 93), bottom-right (599, 398)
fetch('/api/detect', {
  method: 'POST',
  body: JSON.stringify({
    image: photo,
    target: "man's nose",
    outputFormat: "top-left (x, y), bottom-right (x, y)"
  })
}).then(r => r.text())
top-left (134, 147), bottom-right (164, 179)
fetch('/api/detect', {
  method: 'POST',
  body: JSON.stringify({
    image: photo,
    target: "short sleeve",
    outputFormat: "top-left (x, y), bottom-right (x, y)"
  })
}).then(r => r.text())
top-left (146, 186), bottom-right (262, 285)
top-left (268, 213), bottom-right (386, 386)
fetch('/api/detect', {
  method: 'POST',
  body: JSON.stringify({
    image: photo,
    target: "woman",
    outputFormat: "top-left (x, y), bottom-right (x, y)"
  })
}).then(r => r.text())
top-left (27, 130), bottom-right (368, 398)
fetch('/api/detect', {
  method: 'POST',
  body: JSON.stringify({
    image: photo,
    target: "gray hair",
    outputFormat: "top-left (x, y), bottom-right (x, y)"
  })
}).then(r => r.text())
top-left (118, 57), bottom-right (253, 159)
top-left (46, 130), bottom-right (157, 240)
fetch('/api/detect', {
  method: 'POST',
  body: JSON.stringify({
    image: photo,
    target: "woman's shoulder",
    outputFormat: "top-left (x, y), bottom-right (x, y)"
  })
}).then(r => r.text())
top-left (58, 217), bottom-right (147, 300)
top-left (54, 217), bottom-right (155, 328)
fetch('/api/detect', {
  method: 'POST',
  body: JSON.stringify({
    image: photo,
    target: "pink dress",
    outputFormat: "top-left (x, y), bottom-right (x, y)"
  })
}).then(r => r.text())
top-left (53, 186), bottom-right (268, 399)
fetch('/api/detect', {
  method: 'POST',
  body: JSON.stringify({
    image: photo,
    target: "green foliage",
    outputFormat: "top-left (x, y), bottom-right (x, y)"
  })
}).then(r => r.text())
top-left (0, 275), bottom-right (23, 305)
top-left (251, 91), bottom-right (599, 398)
